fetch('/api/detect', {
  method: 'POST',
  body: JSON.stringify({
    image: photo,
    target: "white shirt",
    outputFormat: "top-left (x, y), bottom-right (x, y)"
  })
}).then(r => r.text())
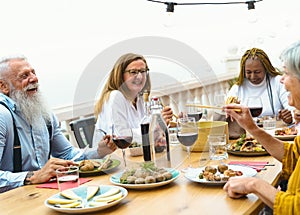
top-left (227, 75), bottom-right (294, 116)
top-left (93, 90), bottom-right (144, 146)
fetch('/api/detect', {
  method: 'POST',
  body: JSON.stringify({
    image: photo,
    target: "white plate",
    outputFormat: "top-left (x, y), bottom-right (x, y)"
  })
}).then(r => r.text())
top-left (110, 168), bottom-right (180, 189)
top-left (44, 185), bottom-right (127, 214)
top-left (265, 128), bottom-right (297, 141)
top-left (184, 165), bottom-right (257, 185)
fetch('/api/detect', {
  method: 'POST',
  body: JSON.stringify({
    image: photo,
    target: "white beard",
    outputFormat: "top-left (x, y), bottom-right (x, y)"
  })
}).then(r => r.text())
top-left (10, 84), bottom-right (51, 130)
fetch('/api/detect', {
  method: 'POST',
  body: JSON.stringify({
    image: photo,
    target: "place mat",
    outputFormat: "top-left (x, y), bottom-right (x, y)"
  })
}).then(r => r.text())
top-left (36, 178), bottom-right (92, 189)
top-left (228, 161), bottom-right (269, 172)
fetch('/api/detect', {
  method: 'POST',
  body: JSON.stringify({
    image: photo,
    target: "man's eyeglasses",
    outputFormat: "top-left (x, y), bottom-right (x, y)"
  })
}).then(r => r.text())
top-left (125, 69), bottom-right (148, 77)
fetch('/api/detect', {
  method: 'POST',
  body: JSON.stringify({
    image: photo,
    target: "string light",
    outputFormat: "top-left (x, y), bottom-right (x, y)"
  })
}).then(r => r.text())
top-left (147, 0), bottom-right (263, 13)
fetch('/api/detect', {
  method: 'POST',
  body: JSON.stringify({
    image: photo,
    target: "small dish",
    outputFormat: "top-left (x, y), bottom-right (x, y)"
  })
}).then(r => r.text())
top-left (44, 185), bottom-right (127, 214)
top-left (184, 165), bottom-right (257, 185)
top-left (110, 168), bottom-right (180, 189)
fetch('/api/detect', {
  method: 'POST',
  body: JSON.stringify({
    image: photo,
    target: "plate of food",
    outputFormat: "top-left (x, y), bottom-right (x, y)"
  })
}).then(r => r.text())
top-left (76, 156), bottom-right (120, 176)
top-left (44, 185), bottom-right (127, 214)
top-left (110, 162), bottom-right (180, 189)
top-left (227, 134), bottom-right (269, 156)
top-left (270, 127), bottom-right (297, 141)
top-left (184, 164), bottom-right (257, 185)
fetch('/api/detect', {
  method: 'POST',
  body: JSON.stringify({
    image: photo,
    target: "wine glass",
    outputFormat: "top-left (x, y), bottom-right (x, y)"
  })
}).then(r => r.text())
top-left (246, 97), bottom-right (263, 122)
top-left (112, 125), bottom-right (133, 168)
top-left (186, 105), bottom-right (203, 121)
top-left (214, 93), bottom-right (226, 115)
top-left (246, 97), bottom-right (263, 125)
top-left (176, 117), bottom-right (198, 172)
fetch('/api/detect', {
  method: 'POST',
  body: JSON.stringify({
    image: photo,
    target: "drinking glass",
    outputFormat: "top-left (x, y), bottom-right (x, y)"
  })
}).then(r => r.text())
top-left (177, 117), bottom-right (198, 172)
top-left (246, 97), bottom-right (263, 119)
top-left (186, 105), bottom-right (203, 121)
top-left (56, 166), bottom-right (79, 191)
top-left (112, 125), bottom-right (133, 168)
top-left (208, 134), bottom-right (228, 161)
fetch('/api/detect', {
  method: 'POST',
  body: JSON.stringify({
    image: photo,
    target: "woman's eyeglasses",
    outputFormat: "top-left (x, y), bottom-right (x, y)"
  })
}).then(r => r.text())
top-left (125, 69), bottom-right (148, 77)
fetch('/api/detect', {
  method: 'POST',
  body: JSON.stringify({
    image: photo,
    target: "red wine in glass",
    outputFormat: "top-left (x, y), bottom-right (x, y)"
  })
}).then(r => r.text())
top-left (112, 136), bottom-right (132, 149)
top-left (177, 132), bottom-right (198, 147)
top-left (187, 112), bottom-right (203, 121)
top-left (112, 126), bottom-right (133, 168)
top-left (249, 107), bottom-right (263, 117)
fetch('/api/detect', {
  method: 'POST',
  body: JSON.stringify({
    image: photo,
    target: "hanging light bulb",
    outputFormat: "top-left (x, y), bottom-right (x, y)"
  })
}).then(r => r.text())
top-left (163, 12), bottom-right (175, 27)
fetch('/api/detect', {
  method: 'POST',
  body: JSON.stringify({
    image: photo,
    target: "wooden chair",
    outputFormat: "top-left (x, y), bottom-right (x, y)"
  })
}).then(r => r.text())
top-left (69, 116), bottom-right (96, 148)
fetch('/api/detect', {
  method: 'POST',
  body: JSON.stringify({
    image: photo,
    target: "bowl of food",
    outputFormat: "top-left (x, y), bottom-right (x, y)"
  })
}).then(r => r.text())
top-left (129, 142), bottom-right (143, 157)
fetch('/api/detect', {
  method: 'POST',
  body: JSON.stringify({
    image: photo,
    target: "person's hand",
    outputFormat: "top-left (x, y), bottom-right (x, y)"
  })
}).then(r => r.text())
top-left (223, 176), bottom-right (257, 198)
top-left (224, 104), bottom-right (257, 131)
top-left (97, 135), bottom-right (117, 157)
top-left (161, 105), bottom-right (173, 125)
top-left (278, 109), bottom-right (293, 124)
top-left (294, 109), bottom-right (300, 124)
top-left (29, 158), bottom-right (76, 184)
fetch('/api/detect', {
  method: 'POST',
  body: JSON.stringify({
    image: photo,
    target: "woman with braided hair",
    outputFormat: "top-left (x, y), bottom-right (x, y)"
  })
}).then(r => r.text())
top-left (227, 48), bottom-right (294, 124)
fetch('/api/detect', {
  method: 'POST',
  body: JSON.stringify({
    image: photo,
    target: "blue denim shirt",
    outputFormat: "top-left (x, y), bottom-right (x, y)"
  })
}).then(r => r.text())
top-left (0, 93), bottom-right (90, 192)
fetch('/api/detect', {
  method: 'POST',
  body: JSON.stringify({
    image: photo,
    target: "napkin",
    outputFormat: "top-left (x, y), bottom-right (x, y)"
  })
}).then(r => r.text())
top-left (229, 161), bottom-right (269, 172)
top-left (36, 178), bottom-right (92, 189)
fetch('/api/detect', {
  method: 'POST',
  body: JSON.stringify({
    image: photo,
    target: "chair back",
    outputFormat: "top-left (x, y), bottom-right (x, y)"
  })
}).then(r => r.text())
top-left (69, 116), bottom-right (95, 148)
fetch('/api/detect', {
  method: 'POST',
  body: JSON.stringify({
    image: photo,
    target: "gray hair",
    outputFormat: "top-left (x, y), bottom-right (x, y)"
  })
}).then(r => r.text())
top-left (0, 54), bottom-right (27, 79)
top-left (280, 41), bottom-right (300, 80)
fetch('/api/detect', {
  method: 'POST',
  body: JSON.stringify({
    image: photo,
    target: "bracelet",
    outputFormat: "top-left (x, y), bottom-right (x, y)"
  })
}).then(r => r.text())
top-left (23, 171), bottom-right (34, 185)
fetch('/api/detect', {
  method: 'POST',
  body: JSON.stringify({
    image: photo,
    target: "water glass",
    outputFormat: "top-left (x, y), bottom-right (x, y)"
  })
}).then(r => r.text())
top-left (263, 115), bottom-right (276, 130)
top-left (208, 134), bottom-right (228, 161)
top-left (56, 166), bottom-right (79, 191)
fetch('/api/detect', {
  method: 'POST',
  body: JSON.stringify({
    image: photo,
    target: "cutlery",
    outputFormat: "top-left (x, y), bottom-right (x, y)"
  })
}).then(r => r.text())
top-left (98, 155), bottom-right (111, 171)
top-left (71, 145), bottom-right (89, 161)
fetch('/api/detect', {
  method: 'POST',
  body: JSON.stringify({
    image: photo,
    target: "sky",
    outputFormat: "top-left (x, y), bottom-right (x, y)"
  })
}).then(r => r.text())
top-left (0, 0), bottom-right (299, 108)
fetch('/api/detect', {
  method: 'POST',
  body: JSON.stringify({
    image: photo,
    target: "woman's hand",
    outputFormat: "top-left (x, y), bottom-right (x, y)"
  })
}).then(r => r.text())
top-left (223, 176), bottom-right (257, 198)
top-left (97, 135), bottom-right (117, 158)
top-left (278, 109), bottom-right (293, 124)
top-left (224, 104), bottom-right (257, 131)
top-left (161, 106), bottom-right (173, 125)
top-left (293, 109), bottom-right (300, 124)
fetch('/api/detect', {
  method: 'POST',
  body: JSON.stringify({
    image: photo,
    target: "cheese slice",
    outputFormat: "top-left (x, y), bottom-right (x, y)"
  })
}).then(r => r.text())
top-left (60, 189), bottom-right (82, 200)
top-left (93, 191), bottom-right (122, 202)
top-left (86, 186), bottom-right (100, 200)
top-left (47, 198), bottom-right (78, 205)
top-left (95, 187), bottom-right (120, 199)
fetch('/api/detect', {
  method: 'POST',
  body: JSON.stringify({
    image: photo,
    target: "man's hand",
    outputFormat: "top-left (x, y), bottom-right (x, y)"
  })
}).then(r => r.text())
top-left (29, 158), bottom-right (76, 184)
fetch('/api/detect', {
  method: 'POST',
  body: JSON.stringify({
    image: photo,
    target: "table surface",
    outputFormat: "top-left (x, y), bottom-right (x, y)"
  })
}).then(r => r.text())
top-left (0, 143), bottom-right (283, 215)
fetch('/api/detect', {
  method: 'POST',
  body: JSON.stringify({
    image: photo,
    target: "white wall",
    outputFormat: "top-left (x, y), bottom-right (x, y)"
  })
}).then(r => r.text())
top-left (1, 0), bottom-right (299, 108)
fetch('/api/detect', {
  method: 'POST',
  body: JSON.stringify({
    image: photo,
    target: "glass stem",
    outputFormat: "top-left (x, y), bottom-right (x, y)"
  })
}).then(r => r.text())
top-left (122, 149), bottom-right (127, 167)
top-left (187, 146), bottom-right (191, 168)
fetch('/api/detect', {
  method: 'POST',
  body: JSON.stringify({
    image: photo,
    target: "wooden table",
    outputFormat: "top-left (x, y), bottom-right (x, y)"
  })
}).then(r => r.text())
top-left (0, 144), bottom-right (282, 215)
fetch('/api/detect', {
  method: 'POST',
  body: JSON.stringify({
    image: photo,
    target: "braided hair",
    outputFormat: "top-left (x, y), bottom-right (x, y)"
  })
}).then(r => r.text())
top-left (236, 48), bottom-right (282, 86)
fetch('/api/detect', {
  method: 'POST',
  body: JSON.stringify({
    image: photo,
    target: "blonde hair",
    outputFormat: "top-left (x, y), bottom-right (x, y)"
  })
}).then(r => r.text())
top-left (236, 48), bottom-right (282, 85)
top-left (94, 53), bottom-right (151, 118)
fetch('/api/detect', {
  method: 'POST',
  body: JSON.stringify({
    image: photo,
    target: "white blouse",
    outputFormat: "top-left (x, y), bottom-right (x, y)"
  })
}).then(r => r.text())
top-left (227, 75), bottom-right (294, 116)
top-left (93, 90), bottom-right (144, 146)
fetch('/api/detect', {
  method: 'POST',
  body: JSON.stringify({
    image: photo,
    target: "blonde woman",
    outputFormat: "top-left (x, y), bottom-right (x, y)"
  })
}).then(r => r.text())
top-left (93, 53), bottom-right (173, 147)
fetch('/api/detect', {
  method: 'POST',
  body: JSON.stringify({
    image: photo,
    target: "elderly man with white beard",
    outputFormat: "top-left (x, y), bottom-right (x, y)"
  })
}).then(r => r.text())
top-left (0, 55), bottom-right (116, 193)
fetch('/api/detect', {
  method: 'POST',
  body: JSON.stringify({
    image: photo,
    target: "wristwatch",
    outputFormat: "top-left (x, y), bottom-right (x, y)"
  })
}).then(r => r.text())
top-left (23, 171), bottom-right (34, 185)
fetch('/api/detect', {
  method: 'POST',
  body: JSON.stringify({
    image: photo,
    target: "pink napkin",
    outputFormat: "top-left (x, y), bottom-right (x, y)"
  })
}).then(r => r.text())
top-left (229, 161), bottom-right (269, 172)
top-left (36, 178), bottom-right (92, 189)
